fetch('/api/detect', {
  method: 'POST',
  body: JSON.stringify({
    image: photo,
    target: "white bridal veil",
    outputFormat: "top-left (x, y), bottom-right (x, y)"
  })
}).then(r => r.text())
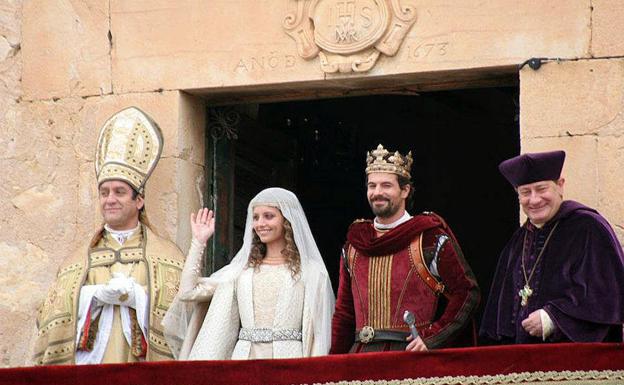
top-left (163, 187), bottom-right (335, 358)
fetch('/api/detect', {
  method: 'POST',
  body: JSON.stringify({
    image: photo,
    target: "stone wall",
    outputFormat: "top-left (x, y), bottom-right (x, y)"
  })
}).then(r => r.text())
top-left (0, 90), bottom-right (206, 367)
top-left (0, 0), bottom-right (623, 367)
top-left (520, 58), bottom-right (624, 240)
top-left (20, 0), bottom-right (595, 98)
top-left (515, 0), bottom-right (624, 238)
top-left (0, 1), bottom-right (207, 366)
top-left (0, 0), bottom-right (27, 367)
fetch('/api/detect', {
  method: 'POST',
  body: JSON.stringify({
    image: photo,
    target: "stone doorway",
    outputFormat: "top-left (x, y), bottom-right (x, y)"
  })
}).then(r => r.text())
top-left (207, 87), bottom-right (520, 325)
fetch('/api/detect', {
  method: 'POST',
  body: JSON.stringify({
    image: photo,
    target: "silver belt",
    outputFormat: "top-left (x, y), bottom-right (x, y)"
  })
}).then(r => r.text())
top-left (238, 328), bottom-right (302, 343)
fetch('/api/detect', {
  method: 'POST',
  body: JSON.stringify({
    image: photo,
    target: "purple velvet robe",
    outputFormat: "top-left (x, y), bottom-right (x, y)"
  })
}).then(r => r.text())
top-left (480, 201), bottom-right (624, 343)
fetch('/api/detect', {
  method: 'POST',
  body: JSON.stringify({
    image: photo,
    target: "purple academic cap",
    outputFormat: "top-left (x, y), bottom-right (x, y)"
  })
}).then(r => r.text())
top-left (498, 150), bottom-right (566, 187)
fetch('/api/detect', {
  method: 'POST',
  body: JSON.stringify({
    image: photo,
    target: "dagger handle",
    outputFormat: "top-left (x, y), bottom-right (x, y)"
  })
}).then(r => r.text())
top-left (409, 324), bottom-right (419, 339)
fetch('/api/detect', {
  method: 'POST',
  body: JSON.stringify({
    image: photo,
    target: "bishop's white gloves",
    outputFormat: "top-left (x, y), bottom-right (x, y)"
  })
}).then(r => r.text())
top-left (76, 272), bottom-right (149, 364)
top-left (94, 272), bottom-right (137, 308)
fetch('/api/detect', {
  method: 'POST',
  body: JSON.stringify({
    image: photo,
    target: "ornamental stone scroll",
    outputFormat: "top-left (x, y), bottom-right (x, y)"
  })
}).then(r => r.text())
top-left (283, 0), bottom-right (417, 73)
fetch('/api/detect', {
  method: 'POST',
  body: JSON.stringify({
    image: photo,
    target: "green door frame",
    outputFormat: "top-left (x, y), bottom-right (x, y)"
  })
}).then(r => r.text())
top-left (205, 107), bottom-right (240, 274)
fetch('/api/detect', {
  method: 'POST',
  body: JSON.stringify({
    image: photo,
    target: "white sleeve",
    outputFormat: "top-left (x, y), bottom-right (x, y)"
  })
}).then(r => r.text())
top-left (75, 285), bottom-right (103, 344)
top-left (134, 282), bottom-right (149, 338)
top-left (540, 309), bottom-right (556, 340)
top-left (119, 283), bottom-right (149, 345)
top-left (179, 238), bottom-right (207, 295)
top-left (75, 305), bottom-right (114, 365)
top-left (161, 238), bottom-right (211, 359)
top-left (179, 277), bottom-right (217, 302)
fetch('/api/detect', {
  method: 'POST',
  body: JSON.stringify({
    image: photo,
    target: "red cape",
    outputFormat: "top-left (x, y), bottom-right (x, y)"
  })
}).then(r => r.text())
top-left (347, 213), bottom-right (458, 256)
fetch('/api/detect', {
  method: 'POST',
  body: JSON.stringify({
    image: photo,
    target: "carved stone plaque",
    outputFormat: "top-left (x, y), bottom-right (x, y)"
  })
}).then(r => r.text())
top-left (284, 0), bottom-right (417, 73)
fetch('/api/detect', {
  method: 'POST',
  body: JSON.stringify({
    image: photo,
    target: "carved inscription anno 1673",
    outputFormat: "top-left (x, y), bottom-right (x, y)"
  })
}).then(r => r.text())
top-left (283, 0), bottom-right (417, 73)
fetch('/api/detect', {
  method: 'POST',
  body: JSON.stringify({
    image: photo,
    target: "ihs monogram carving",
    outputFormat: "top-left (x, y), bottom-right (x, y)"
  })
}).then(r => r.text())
top-left (283, 0), bottom-right (417, 73)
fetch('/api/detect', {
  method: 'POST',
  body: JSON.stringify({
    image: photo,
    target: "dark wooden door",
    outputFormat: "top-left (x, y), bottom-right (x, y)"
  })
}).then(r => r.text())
top-left (206, 106), bottom-right (297, 273)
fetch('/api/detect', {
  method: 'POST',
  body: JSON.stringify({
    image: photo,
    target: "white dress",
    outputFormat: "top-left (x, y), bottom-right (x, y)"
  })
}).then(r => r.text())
top-left (188, 264), bottom-right (309, 360)
top-left (162, 188), bottom-right (335, 360)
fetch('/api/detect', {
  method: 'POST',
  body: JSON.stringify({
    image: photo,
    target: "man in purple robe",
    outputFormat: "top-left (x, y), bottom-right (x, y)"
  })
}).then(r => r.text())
top-left (480, 150), bottom-right (624, 344)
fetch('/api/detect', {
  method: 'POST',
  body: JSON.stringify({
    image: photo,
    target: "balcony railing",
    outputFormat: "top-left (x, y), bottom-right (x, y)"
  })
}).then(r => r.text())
top-left (1, 343), bottom-right (623, 385)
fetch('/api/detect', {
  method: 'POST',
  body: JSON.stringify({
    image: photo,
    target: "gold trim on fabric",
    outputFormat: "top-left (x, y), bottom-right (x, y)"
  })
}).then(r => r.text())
top-left (368, 255), bottom-right (393, 328)
top-left (392, 267), bottom-right (414, 328)
top-left (88, 250), bottom-right (116, 267)
top-left (89, 232), bottom-right (146, 267)
top-left (148, 332), bottom-right (175, 358)
top-left (348, 247), bottom-right (366, 323)
top-left (95, 107), bottom-right (163, 193)
top-left (32, 338), bottom-right (74, 364)
top-left (89, 248), bottom-right (145, 266)
top-left (97, 163), bottom-right (145, 191)
top-left (301, 370), bottom-right (624, 385)
top-left (144, 250), bottom-right (184, 359)
top-left (151, 256), bottom-right (183, 311)
top-left (119, 249), bottom-right (145, 263)
top-left (34, 225), bottom-right (185, 365)
top-left (37, 264), bottom-right (83, 333)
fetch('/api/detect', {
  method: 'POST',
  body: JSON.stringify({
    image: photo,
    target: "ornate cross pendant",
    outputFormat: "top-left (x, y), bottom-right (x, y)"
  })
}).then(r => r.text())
top-left (518, 284), bottom-right (533, 307)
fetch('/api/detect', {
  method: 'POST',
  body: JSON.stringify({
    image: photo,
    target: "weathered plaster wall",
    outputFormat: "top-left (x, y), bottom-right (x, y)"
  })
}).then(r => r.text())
top-left (518, 0), bottom-right (624, 238)
top-left (0, 90), bottom-right (206, 367)
top-left (21, 0), bottom-right (111, 99)
top-left (1, 1), bottom-right (206, 367)
top-left (0, 0), bottom-right (27, 367)
top-left (592, 0), bottom-right (624, 57)
top-left (520, 58), bottom-right (624, 240)
top-left (1, 0), bottom-right (623, 367)
top-left (21, 0), bottom-right (593, 98)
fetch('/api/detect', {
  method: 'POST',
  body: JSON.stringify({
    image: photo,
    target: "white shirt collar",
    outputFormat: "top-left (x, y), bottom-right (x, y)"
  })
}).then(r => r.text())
top-left (374, 211), bottom-right (412, 231)
top-left (104, 223), bottom-right (140, 245)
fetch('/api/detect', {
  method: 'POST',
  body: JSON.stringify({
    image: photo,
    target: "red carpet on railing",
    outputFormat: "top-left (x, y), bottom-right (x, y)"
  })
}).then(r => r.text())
top-left (1, 343), bottom-right (623, 385)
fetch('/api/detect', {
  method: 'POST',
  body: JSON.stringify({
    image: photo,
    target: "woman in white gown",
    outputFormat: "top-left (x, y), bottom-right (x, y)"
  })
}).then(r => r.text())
top-left (163, 188), bottom-right (335, 360)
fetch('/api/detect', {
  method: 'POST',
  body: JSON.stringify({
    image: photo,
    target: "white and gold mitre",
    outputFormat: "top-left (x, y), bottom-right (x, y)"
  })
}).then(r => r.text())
top-left (365, 144), bottom-right (413, 179)
top-left (95, 107), bottom-right (163, 194)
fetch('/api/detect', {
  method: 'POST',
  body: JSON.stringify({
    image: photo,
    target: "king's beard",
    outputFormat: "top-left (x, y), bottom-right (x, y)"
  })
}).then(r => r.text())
top-left (369, 197), bottom-right (400, 219)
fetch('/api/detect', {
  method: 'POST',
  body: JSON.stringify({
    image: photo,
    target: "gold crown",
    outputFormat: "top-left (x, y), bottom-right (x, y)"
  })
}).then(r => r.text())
top-left (365, 144), bottom-right (413, 179)
top-left (95, 107), bottom-right (163, 194)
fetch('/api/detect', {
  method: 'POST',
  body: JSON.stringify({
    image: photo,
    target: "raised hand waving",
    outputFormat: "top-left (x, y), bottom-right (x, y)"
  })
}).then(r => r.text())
top-left (191, 208), bottom-right (215, 246)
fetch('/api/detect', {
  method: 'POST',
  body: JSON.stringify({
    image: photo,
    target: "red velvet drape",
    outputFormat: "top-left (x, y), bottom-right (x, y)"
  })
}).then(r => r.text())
top-left (2, 343), bottom-right (623, 385)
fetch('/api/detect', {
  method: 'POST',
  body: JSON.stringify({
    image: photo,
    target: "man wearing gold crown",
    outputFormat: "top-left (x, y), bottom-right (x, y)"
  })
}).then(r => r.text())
top-left (330, 144), bottom-right (480, 353)
top-left (33, 107), bottom-right (185, 365)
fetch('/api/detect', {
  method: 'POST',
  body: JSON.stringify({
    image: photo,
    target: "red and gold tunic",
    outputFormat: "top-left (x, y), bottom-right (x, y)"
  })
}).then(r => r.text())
top-left (330, 213), bottom-right (480, 353)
